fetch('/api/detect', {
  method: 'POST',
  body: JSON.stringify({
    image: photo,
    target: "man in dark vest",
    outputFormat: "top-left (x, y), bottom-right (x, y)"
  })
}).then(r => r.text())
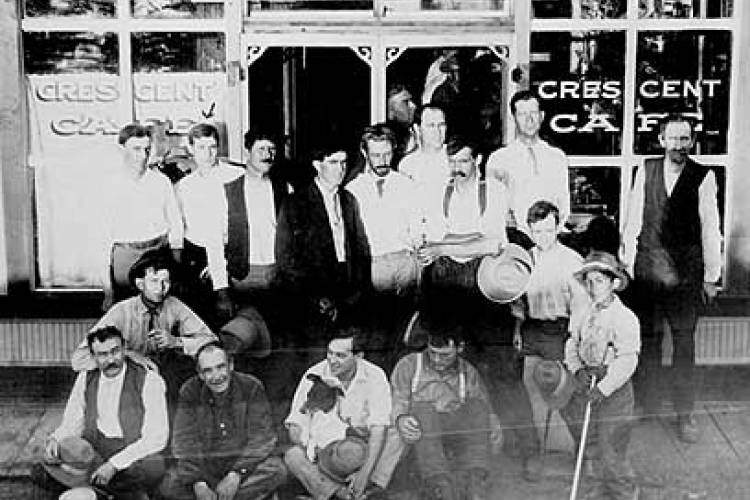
top-left (622, 114), bottom-right (721, 443)
top-left (159, 341), bottom-right (287, 500)
top-left (35, 326), bottom-right (168, 499)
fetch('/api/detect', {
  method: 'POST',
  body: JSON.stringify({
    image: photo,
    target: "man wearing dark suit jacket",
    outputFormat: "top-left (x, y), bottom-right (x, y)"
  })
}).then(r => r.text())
top-left (275, 144), bottom-right (371, 345)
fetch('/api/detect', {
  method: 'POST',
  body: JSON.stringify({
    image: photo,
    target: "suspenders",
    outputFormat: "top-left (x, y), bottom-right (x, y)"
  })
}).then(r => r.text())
top-left (443, 178), bottom-right (487, 220)
top-left (408, 351), bottom-right (466, 412)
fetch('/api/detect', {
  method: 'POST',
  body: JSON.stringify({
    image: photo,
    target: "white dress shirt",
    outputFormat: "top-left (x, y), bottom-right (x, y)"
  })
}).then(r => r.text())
top-left (52, 364), bottom-right (169, 470)
top-left (621, 161), bottom-right (722, 283)
top-left (244, 173), bottom-right (277, 266)
top-left (398, 147), bottom-right (451, 194)
top-left (346, 170), bottom-right (422, 256)
top-left (314, 178), bottom-right (346, 263)
top-left (485, 138), bottom-right (571, 233)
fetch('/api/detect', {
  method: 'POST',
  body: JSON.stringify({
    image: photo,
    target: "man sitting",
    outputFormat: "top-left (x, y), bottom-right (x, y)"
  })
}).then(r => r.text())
top-left (159, 341), bottom-right (287, 500)
top-left (33, 326), bottom-right (168, 500)
top-left (390, 321), bottom-right (501, 500)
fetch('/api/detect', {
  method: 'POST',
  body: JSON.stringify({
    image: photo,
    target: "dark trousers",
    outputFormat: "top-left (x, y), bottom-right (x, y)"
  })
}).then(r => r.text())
top-left (561, 381), bottom-right (637, 500)
top-left (633, 282), bottom-right (700, 415)
top-left (521, 318), bottom-right (569, 361)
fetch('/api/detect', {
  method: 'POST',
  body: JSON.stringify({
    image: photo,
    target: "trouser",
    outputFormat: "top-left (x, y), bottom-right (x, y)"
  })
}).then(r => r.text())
top-left (284, 430), bottom-right (405, 500)
top-left (633, 282), bottom-right (700, 415)
top-left (410, 399), bottom-right (491, 479)
top-left (561, 381), bottom-right (637, 500)
top-left (110, 234), bottom-right (170, 302)
top-left (371, 250), bottom-right (420, 296)
top-left (521, 318), bottom-right (569, 361)
top-left (158, 455), bottom-right (287, 500)
top-left (421, 258), bottom-right (539, 459)
top-left (175, 239), bottom-right (215, 326)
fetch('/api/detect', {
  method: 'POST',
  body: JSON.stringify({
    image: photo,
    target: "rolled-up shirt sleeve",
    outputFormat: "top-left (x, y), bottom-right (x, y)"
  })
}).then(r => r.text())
top-left (52, 371), bottom-right (87, 442)
top-left (699, 171), bottom-right (722, 284)
top-left (366, 369), bottom-right (392, 427)
top-left (109, 370), bottom-right (169, 470)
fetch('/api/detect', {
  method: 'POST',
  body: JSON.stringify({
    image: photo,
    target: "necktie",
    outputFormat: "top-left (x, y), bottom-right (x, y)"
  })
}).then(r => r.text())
top-left (376, 177), bottom-right (385, 198)
top-left (332, 192), bottom-right (342, 225)
top-left (528, 146), bottom-right (539, 176)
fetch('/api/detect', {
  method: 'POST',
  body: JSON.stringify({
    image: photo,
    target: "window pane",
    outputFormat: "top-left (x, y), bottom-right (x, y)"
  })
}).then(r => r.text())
top-left (24, 0), bottom-right (115, 18)
top-left (533, 0), bottom-right (627, 18)
top-left (247, 0), bottom-right (371, 11)
top-left (132, 0), bottom-right (223, 18)
top-left (23, 32), bottom-right (118, 74)
top-left (570, 166), bottom-right (621, 223)
top-left (639, 0), bottom-right (733, 18)
top-left (531, 31), bottom-right (625, 155)
top-left (25, 33), bottom-right (126, 288)
top-left (132, 32), bottom-right (225, 72)
top-left (634, 31), bottom-right (731, 155)
top-left (384, 0), bottom-right (506, 13)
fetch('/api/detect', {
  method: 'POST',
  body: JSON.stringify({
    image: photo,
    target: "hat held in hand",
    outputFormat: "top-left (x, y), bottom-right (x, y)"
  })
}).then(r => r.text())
top-left (42, 437), bottom-right (103, 490)
top-left (477, 243), bottom-right (533, 304)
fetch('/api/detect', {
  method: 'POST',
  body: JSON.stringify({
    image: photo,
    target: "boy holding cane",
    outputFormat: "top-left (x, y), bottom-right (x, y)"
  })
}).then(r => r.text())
top-left (562, 251), bottom-right (641, 500)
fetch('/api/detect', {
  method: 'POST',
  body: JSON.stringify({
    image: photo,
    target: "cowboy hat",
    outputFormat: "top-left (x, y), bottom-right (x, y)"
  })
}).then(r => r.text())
top-left (477, 243), bottom-right (533, 304)
top-left (573, 250), bottom-right (629, 291)
top-left (42, 437), bottom-right (102, 490)
top-left (317, 437), bottom-right (368, 483)
top-left (532, 360), bottom-right (576, 411)
top-left (219, 306), bottom-right (271, 358)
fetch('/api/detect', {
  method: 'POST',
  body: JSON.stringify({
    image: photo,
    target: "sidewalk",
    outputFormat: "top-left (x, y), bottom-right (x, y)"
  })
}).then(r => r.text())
top-left (2, 365), bottom-right (750, 499)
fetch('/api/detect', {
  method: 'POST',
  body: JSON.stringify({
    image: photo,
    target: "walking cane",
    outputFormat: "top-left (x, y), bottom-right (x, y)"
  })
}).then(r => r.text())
top-left (569, 342), bottom-right (613, 500)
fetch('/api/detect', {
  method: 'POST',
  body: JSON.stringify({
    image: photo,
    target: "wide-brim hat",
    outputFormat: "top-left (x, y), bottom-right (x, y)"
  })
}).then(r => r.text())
top-left (573, 250), bottom-right (629, 291)
top-left (477, 243), bottom-right (533, 304)
top-left (127, 248), bottom-right (173, 288)
top-left (59, 487), bottom-right (98, 500)
top-left (42, 437), bottom-right (102, 490)
top-left (219, 306), bottom-right (271, 358)
top-left (532, 360), bottom-right (576, 411)
top-left (317, 437), bottom-right (368, 483)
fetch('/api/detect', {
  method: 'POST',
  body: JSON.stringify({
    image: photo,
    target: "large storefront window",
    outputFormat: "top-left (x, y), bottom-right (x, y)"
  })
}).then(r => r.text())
top-left (246, 0), bottom-right (504, 13)
top-left (639, 0), bottom-right (733, 18)
top-left (530, 31), bottom-right (625, 156)
top-left (634, 31), bottom-right (731, 155)
top-left (570, 166), bottom-right (621, 223)
top-left (24, 0), bottom-right (116, 17)
top-left (532, 0), bottom-right (627, 18)
top-left (132, 0), bottom-right (224, 18)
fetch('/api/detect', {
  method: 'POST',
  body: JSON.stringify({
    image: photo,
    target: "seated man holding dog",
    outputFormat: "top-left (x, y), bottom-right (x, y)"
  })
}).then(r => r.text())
top-left (159, 341), bottom-right (287, 500)
top-left (34, 326), bottom-right (168, 500)
top-left (391, 323), bottom-right (501, 500)
top-left (284, 327), bottom-right (394, 500)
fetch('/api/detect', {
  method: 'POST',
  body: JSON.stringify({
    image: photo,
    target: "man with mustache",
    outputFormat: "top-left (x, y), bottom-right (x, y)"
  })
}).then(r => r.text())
top-left (35, 326), bottom-right (168, 500)
top-left (622, 114), bottom-right (721, 443)
top-left (159, 342), bottom-right (287, 500)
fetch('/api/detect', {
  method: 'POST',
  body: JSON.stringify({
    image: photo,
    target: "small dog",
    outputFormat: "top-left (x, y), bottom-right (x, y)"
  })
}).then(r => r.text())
top-left (300, 374), bottom-right (349, 461)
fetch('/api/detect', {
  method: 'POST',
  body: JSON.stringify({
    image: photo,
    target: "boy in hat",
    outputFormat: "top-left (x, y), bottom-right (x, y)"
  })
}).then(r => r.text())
top-left (71, 249), bottom-right (216, 407)
top-left (390, 320), bottom-right (502, 500)
top-left (561, 251), bottom-right (640, 500)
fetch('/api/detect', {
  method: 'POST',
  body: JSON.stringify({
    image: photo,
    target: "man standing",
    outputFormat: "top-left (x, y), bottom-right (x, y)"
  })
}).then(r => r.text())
top-left (72, 250), bottom-right (216, 406)
top-left (102, 123), bottom-right (184, 310)
top-left (485, 90), bottom-right (570, 234)
top-left (159, 342), bottom-right (287, 500)
top-left (275, 145), bottom-right (371, 337)
top-left (346, 124), bottom-right (421, 295)
top-left (622, 114), bottom-right (721, 443)
top-left (284, 328), bottom-right (395, 500)
top-left (35, 326), bottom-right (168, 500)
top-left (397, 104), bottom-right (450, 195)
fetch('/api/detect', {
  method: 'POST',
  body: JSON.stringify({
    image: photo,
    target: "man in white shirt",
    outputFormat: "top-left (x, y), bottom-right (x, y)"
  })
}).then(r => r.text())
top-left (346, 124), bottom-right (421, 295)
top-left (102, 123), bottom-right (184, 311)
top-left (485, 90), bottom-right (571, 235)
top-left (398, 104), bottom-right (450, 196)
top-left (621, 114), bottom-right (721, 443)
top-left (35, 326), bottom-right (168, 499)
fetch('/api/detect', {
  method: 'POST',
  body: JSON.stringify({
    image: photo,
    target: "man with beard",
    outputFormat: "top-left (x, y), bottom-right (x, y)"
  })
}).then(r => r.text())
top-left (346, 124), bottom-right (421, 295)
top-left (35, 326), bottom-right (168, 500)
top-left (159, 342), bottom-right (287, 500)
top-left (622, 114), bottom-right (721, 443)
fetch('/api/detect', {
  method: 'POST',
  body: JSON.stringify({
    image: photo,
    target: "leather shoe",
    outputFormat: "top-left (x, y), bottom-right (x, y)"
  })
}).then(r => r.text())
top-left (522, 455), bottom-right (542, 482)
top-left (678, 414), bottom-right (700, 443)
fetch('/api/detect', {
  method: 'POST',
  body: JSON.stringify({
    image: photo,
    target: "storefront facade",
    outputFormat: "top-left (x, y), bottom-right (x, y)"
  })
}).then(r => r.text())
top-left (0, 0), bottom-right (748, 299)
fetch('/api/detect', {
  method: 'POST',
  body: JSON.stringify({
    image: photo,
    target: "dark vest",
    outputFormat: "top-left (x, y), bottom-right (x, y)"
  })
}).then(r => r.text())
top-left (82, 360), bottom-right (147, 445)
top-left (225, 175), bottom-right (285, 280)
top-left (637, 157), bottom-right (709, 285)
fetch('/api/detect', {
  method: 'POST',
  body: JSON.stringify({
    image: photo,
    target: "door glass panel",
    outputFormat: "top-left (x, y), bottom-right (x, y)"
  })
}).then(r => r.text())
top-left (639, 0), bottom-right (733, 18)
top-left (247, 46), bottom-right (371, 185)
top-left (532, 0), bottom-right (627, 18)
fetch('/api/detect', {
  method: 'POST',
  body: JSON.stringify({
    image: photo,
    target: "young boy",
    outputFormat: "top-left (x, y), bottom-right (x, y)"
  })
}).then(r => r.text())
top-left (562, 251), bottom-right (640, 500)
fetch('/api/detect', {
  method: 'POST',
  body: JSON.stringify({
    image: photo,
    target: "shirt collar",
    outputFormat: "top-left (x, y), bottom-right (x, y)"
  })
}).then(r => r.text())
top-left (136, 295), bottom-right (164, 315)
top-left (314, 177), bottom-right (339, 197)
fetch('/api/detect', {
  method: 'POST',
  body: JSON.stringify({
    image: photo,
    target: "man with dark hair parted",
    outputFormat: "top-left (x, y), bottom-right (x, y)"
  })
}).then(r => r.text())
top-left (159, 341), bottom-right (287, 500)
top-left (34, 326), bottom-right (168, 499)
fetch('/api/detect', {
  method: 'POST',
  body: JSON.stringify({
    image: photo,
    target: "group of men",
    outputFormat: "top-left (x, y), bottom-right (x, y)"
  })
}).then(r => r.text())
top-left (32, 87), bottom-right (722, 500)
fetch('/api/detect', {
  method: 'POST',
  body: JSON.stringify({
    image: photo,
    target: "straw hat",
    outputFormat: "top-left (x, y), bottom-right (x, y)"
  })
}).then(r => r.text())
top-left (317, 437), bottom-right (368, 483)
top-left (219, 306), bottom-right (272, 358)
top-left (476, 243), bottom-right (533, 304)
top-left (42, 437), bottom-right (102, 490)
top-left (573, 251), bottom-right (629, 291)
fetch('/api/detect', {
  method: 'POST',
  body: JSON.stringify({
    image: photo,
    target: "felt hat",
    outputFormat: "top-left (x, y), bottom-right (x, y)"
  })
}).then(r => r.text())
top-left (317, 437), bottom-right (368, 483)
top-left (477, 243), bottom-right (533, 304)
top-left (573, 250), bottom-right (629, 291)
top-left (42, 437), bottom-right (102, 490)
top-left (219, 306), bottom-right (271, 358)
top-left (532, 360), bottom-right (576, 411)
top-left (127, 248), bottom-right (173, 288)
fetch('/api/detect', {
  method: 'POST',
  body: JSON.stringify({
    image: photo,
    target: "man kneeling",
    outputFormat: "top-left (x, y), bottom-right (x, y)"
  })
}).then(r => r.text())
top-left (159, 342), bottom-right (287, 500)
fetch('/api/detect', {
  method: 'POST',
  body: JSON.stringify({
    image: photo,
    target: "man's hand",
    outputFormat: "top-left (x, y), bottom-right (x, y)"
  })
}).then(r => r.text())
top-left (216, 471), bottom-right (241, 500)
top-left (90, 461), bottom-right (117, 486)
top-left (347, 470), bottom-right (369, 500)
top-left (193, 481), bottom-right (218, 500)
top-left (43, 436), bottom-right (60, 464)
top-left (702, 281), bottom-right (718, 305)
top-left (417, 245), bottom-right (441, 267)
top-left (149, 329), bottom-right (180, 351)
top-left (215, 289), bottom-right (235, 323)
top-left (395, 415), bottom-right (422, 444)
top-left (287, 423), bottom-right (305, 446)
top-left (586, 386), bottom-right (606, 406)
top-left (574, 369), bottom-right (593, 393)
